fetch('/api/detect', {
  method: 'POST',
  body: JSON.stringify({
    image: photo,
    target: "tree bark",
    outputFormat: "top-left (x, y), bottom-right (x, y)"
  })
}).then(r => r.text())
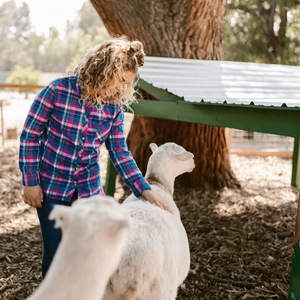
top-left (91, 0), bottom-right (240, 189)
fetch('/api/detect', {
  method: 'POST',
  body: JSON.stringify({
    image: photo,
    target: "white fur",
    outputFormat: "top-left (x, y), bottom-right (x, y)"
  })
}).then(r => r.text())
top-left (104, 142), bottom-right (195, 300)
top-left (28, 196), bottom-right (130, 300)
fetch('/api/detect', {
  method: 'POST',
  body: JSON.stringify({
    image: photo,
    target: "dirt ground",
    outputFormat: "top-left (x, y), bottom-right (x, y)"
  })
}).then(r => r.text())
top-left (175, 154), bottom-right (298, 300)
top-left (0, 144), bottom-right (298, 299)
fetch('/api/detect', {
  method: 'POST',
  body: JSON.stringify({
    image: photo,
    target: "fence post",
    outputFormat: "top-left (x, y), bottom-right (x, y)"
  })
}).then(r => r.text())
top-left (288, 190), bottom-right (300, 299)
top-left (104, 158), bottom-right (117, 196)
top-left (0, 100), bottom-right (4, 147)
top-left (292, 138), bottom-right (300, 187)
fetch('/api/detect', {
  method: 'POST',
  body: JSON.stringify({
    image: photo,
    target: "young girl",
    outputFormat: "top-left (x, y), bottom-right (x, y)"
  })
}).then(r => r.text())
top-left (19, 36), bottom-right (172, 278)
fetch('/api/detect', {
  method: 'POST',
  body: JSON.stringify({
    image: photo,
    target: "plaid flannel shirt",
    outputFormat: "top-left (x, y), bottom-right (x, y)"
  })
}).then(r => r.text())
top-left (19, 75), bottom-right (151, 202)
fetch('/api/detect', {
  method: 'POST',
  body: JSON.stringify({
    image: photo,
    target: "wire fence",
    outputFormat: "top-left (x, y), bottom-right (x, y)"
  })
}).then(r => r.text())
top-left (0, 84), bottom-right (44, 148)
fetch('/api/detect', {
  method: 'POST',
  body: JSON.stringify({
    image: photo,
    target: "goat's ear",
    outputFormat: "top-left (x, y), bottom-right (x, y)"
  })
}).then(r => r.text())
top-left (49, 205), bottom-right (70, 229)
top-left (173, 152), bottom-right (194, 161)
top-left (149, 143), bottom-right (158, 153)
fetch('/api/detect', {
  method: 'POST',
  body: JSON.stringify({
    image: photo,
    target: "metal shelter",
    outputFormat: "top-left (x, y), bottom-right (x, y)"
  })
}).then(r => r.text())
top-left (138, 56), bottom-right (300, 107)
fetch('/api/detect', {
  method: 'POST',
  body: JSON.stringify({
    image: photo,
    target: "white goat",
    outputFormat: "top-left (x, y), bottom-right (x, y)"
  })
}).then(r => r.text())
top-left (104, 142), bottom-right (195, 300)
top-left (28, 196), bottom-right (130, 300)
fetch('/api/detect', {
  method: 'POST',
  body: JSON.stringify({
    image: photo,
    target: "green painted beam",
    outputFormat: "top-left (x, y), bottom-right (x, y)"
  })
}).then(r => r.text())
top-left (292, 138), bottom-right (300, 187)
top-left (138, 78), bottom-right (183, 102)
top-left (289, 239), bottom-right (300, 300)
top-left (130, 100), bottom-right (300, 138)
top-left (104, 158), bottom-right (117, 196)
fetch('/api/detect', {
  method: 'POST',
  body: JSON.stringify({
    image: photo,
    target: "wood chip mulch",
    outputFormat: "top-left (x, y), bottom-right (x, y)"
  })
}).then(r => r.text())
top-left (0, 147), bottom-right (298, 299)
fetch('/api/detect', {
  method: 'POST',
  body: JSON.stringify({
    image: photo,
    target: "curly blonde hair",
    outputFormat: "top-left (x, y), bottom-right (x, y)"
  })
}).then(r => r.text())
top-left (69, 36), bottom-right (145, 108)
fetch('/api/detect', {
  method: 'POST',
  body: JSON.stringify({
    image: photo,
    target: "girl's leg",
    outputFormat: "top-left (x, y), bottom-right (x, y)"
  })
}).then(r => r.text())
top-left (36, 195), bottom-right (71, 279)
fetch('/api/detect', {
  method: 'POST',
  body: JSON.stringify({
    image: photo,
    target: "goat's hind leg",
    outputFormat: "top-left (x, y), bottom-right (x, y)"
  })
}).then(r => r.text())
top-left (145, 279), bottom-right (178, 300)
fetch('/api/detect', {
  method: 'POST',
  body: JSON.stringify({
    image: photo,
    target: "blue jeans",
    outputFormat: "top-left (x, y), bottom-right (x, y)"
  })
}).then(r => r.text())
top-left (36, 191), bottom-right (77, 278)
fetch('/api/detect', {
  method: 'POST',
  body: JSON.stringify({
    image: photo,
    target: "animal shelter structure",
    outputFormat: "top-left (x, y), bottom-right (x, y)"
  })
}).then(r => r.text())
top-left (104, 56), bottom-right (300, 299)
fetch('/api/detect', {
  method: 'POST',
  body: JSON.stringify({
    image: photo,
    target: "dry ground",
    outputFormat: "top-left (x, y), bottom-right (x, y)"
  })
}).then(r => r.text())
top-left (0, 145), bottom-right (298, 300)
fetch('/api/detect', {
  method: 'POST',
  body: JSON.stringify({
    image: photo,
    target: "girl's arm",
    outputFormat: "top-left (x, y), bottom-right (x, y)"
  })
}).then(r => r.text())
top-left (105, 106), bottom-right (173, 214)
top-left (105, 106), bottom-right (150, 197)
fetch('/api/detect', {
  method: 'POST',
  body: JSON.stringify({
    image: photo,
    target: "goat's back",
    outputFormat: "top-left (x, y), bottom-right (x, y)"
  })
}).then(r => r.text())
top-left (104, 200), bottom-right (190, 300)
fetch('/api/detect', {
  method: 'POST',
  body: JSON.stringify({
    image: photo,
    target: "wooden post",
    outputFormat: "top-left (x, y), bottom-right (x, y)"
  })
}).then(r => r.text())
top-left (293, 191), bottom-right (300, 247)
top-left (292, 138), bottom-right (300, 187)
top-left (225, 128), bottom-right (233, 150)
top-left (0, 100), bottom-right (4, 147)
top-left (288, 190), bottom-right (300, 299)
top-left (104, 158), bottom-right (117, 196)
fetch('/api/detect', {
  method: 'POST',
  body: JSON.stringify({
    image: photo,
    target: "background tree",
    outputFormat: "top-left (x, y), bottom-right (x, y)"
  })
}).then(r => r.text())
top-left (38, 27), bottom-right (69, 73)
top-left (91, 0), bottom-right (239, 189)
top-left (224, 0), bottom-right (300, 65)
top-left (0, 0), bottom-right (31, 42)
top-left (0, 0), bottom-right (32, 70)
top-left (25, 32), bottom-right (45, 71)
top-left (5, 65), bottom-right (40, 98)
top-left (0, 0), bottom-right (109, 73)
top-left (77, 0), bottom-right (107, 38)
top-left (65, 1), bottom-right (110, 71)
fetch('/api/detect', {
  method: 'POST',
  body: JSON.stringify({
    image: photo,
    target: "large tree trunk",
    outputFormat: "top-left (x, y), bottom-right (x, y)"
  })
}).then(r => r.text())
top-left (91, 0), bottom-right (239, 189)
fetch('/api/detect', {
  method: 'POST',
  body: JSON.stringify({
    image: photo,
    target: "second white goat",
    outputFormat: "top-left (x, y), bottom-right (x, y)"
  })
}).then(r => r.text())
top-left (104, 142), bottom-right (195, 300)
top-left (28, 196), bottom-right (130, 300)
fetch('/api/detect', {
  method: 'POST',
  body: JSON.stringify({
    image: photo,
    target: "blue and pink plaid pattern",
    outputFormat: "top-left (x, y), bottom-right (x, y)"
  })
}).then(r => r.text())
top-left (19, 76), bottom-right (151, 201)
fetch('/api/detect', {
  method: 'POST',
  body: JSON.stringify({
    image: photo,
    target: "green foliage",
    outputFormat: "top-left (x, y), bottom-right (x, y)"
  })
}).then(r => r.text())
top-left (5, 65), bottom-right (40, 95)
top-left (64, 1), bottom-right (110, 71)
top-left (0, 0), bottom-right (31, 42)
top-left (0, 0), bottom-right (32, 70)
top-left (224, 0), bottom-right (300, 65)
top-left (77, 1), bottom-right (106, 36)
top-left (25, 32), bottom-right (45, 71)
top-left (0, 0), bottom-right (110, 73)
top-left (39, 27), bottom-right (70, 72)
top-left (66, 27), bottom-right (110, 72)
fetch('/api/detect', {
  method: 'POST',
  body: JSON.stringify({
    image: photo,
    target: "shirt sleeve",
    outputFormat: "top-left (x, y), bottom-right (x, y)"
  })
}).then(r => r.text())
top-left (19, 82), bottom-right (56, 186)
top-left (105, 105), bottom-right (151, 197)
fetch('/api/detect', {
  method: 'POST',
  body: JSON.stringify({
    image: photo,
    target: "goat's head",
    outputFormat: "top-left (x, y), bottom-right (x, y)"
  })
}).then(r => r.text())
top-left (148, 142), bottom-right (195, 178)
top-left (49, 196), bottom-right (130, 245)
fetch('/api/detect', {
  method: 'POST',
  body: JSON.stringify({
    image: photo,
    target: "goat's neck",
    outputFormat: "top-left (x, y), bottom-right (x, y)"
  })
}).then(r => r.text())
top-left (30, 243), bottom-right (109, 300)
top-left (145, 166), bottom-right (175, 196)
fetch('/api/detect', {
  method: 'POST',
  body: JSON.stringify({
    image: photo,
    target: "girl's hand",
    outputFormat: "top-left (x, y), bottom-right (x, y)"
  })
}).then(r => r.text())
top-left (141, 190), bottom-right (174, 215)
top-left (23, 186), bottom-right (43, 208)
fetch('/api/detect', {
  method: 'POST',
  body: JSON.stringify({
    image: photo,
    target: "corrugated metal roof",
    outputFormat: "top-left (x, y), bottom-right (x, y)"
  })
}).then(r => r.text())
top-left (138, 56), bottom-right (300, 108)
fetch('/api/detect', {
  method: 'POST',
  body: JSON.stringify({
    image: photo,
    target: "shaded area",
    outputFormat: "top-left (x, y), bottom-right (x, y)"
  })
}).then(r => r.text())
top-left (0, 146), bottom-right (43, 299)
top-left (0, 227), bottom-right (42, 299)
top-left (0, 147), bottom-right (298, 299)
top-left (175, 187), bottom-right (296, 299)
